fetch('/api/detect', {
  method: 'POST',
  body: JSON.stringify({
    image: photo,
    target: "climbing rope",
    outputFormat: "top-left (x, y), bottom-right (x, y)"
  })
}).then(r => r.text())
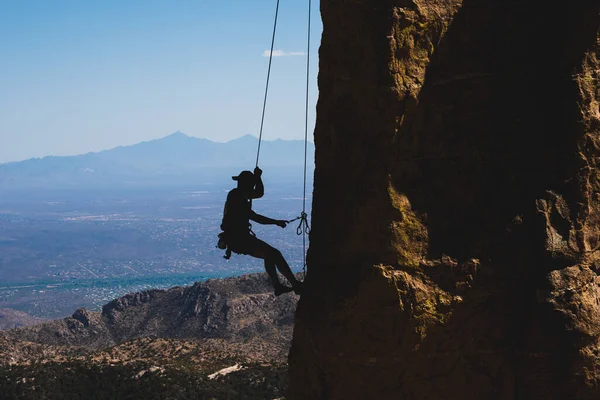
top-left (255, 0), bottom-right (280, 168)
top-left (300, 0), bottom-right (312, 278)
top-left (255, 0), bottom-right (312, 279)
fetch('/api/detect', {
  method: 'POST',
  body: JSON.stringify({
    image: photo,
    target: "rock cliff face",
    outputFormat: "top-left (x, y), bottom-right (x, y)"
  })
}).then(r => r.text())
top-left (289, 1), bottom-right (600, 399)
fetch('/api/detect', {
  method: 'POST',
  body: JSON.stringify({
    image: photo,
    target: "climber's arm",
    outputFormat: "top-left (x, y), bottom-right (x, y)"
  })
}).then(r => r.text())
top-left (249, 167), bottom-right (264, 199)
top-left (250, 211), bottom-right (287, 227)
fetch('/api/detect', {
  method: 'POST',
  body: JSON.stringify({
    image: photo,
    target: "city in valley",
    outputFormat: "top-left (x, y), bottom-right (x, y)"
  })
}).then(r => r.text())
top-left (0, 181), bottom-right (310, 320)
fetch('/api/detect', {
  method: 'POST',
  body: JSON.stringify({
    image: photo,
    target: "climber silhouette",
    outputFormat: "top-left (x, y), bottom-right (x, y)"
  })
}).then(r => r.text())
top-left (219, 167), bottom-right (303, 296)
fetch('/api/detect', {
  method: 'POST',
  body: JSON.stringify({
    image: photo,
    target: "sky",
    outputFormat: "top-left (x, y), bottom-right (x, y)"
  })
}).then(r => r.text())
top-left (0, 0), bottom-right (322, 163)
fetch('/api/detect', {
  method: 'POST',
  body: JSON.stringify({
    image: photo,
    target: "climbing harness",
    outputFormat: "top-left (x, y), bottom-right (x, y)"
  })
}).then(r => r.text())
top-left (252, 0), bottom-right (313, 278)
top-left (218, 226), bottom-right (257, 261)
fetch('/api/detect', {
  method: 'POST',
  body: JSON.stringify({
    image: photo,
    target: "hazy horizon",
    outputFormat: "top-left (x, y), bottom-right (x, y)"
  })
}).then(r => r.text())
top-left (0, 131), bottom-right (314, 165)
top-left (1, 1), bottom-right (321, 163)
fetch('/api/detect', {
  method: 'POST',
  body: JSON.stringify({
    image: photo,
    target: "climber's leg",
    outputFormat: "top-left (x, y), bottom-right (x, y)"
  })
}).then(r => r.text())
top-left (247, 238), bottom-right (301, 295)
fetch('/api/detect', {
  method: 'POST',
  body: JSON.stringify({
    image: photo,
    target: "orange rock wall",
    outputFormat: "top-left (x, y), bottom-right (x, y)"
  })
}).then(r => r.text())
top-left (289, 1), bottom-right (600, 399)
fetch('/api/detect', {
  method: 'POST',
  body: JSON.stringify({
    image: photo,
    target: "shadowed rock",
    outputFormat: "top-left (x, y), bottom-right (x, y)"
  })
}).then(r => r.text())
top-left (289, 1), bottom-right (600, 399)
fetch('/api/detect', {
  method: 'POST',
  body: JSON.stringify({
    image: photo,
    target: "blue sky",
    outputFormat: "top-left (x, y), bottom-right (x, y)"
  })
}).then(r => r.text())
top-left (0, 0), bottom-right (321, 163)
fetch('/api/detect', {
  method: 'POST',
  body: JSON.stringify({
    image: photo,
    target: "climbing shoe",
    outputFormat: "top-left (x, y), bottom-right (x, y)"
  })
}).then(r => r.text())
top-left (275, 285), bottom-right (293, 296)
top-left (292, 282), bottom-right (303, 295)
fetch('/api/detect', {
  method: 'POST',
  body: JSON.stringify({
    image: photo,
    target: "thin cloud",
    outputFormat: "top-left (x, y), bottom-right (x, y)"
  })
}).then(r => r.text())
top-left (263, 50), bottom-right (306, 57)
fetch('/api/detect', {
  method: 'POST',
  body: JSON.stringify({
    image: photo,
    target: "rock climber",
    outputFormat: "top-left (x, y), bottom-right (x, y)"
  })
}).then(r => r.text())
top-left (219, 167), bottom-right (303, 296)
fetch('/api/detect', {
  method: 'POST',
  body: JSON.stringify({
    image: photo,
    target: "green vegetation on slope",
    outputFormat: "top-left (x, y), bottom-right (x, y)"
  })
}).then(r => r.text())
top-left (0, 361), bottom-right (287, 400)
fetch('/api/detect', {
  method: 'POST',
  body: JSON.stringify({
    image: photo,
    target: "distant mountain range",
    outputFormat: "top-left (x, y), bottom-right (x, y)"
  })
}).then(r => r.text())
top-left (0, 132), bottom-right (314, 190)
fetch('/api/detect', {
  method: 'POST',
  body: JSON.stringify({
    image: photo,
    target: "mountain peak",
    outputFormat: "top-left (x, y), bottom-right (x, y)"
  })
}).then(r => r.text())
top-left (228, 134), bottom-right (257, 143)
top-left (164, 131), bottom-right (189, 139)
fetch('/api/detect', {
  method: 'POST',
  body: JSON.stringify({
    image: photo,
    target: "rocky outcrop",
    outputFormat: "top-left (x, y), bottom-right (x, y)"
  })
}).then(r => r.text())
top-left (0, 309), bottom-right (44, 330)
top-left (3, 273), bottom-right (298, 351)
top-left (289, 1), bottom-right (600, 399)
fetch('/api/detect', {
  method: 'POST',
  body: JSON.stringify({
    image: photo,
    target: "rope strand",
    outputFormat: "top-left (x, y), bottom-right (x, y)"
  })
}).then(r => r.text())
top-left (255, 0), bottom-right (280, 167)
top-left (301, 0), bottom-right (312, 278)
top-left (254, 0), bottom-right (312, 280)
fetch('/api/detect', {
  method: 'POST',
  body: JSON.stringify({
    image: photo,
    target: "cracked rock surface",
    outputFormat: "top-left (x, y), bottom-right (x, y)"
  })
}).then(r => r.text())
top-left (288, 0), bottom-right (600, 399)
